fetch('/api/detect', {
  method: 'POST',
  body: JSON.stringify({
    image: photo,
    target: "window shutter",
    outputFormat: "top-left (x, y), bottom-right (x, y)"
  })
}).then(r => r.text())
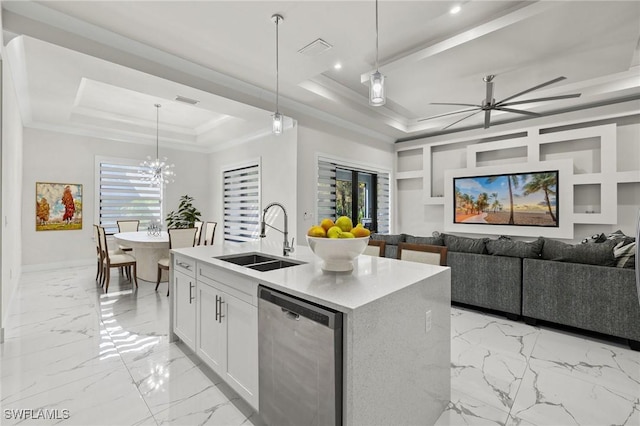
top-left (98, 160), bottom-right (162, 234)
top-left (223, 163), bottom-right (261, 243)
top-left (317, 159), bottom-right (337, 220)
top-left (377, 173), bottom-right (390, 233)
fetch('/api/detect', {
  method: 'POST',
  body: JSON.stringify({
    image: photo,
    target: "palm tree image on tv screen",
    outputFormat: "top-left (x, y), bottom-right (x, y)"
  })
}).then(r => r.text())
top-left (454, 171), bottom-right (558, 227)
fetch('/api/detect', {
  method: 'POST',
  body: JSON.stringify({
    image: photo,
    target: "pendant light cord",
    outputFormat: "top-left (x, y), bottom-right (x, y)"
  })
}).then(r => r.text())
top-left (155, 104), bottom-right (160, 159)
top-left (275, 17), bottom-right (280, 114)
top-left (375, 0), bottom-right (379, 71)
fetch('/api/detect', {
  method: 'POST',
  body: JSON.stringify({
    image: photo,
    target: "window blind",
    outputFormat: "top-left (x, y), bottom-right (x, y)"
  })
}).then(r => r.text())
top-left (223, 163), bottom-right (261, 243)
top-left (376, 173), bottom-right (390, 234)
top-left (98, 160), bottom-right (161, 234)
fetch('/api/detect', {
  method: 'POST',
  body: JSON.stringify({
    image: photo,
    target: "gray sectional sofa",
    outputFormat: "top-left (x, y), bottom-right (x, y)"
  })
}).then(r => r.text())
top-left (370, 232), bottom-right (640, 350)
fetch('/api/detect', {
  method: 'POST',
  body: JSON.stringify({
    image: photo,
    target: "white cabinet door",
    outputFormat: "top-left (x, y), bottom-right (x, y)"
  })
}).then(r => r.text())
top-left (196, 282), bottom-right (226, 375)
top-left (173, 270), bottom-right (196, 350)
top-left (223, 291), bottom-right (258, 408)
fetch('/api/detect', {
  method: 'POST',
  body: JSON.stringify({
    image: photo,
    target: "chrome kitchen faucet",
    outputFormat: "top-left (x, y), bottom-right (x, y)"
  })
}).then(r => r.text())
top-left (260, 202), bottom-right (294, 256)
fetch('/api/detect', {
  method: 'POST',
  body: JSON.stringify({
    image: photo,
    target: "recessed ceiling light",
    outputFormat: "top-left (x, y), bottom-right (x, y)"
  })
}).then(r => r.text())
top-left (334, 63), bottom-right (342, 70)
top-left (450, 5), bottom-right (461, 14)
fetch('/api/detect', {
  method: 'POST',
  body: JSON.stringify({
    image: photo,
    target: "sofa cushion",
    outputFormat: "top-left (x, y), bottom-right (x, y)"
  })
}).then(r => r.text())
top-left (541, 238), bottom-right (616, 266)
top-left (370, 233), bottom-right (405, 245)
top-left (486, 237), bottom-right (544, 258)
top-left (443, 234), bottom-right (489, 254)
top-left (404, 234), bottom-right (444, 246)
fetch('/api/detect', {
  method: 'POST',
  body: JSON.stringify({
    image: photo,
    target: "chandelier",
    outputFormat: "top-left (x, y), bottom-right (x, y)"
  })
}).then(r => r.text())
top-left (140, 104), bottom-right (175, 186)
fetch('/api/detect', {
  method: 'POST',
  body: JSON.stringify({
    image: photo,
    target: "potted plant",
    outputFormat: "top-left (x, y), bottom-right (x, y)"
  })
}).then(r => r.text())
top-left (166, 195), bottom-right (202, 229)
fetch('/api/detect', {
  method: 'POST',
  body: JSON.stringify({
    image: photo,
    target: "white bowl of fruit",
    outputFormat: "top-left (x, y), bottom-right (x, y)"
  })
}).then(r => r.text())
top-left (306, 216), bottom-right (371, 272)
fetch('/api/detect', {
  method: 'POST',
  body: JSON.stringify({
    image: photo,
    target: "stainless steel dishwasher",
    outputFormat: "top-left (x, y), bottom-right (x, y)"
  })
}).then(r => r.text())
top-left (258, 285), bottom-right (343, 426)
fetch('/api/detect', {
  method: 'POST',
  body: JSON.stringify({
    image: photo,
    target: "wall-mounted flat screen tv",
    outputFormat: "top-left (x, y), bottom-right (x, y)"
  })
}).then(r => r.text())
top-left (453, 170), bottom-right (559, 227)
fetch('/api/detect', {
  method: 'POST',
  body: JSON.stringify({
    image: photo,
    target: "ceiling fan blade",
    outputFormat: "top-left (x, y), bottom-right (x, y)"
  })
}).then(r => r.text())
top-left (442, 110), bottom-right (482, 130)
top-left (417, 107), bottom-right (480, 122)
top-left (494, 106), bottom-right (542, 117)
top-left (430, 102), bottom-right (481, 107)
top-left (484, 110), bottom-right (491, 129)
top-left (497, 76), bottom-right (567, 104)
top-left (497, 93), bottom-right (581, 107)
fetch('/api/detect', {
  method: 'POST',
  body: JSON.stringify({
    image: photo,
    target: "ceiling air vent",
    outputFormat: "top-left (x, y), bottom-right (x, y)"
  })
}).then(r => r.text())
top-left (298, 38), bottom-right (333, 57)
top-left (175, 95), bottom-right (200, 105)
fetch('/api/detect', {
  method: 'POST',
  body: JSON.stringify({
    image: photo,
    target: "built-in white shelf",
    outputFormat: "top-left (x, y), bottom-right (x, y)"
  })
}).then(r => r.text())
top-left (395, 111), bottom-right (640, 239)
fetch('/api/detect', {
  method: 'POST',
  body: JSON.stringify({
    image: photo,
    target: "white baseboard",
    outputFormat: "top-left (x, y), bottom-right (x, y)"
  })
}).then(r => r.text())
top-left (22, 258), bottom-right (94, 273)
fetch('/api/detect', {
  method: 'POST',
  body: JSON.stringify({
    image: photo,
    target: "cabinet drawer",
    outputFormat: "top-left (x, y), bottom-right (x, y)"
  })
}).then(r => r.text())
top-left (198, 263), bottom-right (256, 305)
top-left (174, 255), bottom-right (196, 277)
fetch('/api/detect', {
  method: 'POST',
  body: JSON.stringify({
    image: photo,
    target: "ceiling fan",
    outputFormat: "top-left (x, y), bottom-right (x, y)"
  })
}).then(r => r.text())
top-left (418, 75), bottom-right (581, 130)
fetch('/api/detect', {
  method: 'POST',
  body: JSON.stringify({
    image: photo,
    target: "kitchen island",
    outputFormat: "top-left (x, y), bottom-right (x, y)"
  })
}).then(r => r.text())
top-left (169, 240), bottom-right (451, 426)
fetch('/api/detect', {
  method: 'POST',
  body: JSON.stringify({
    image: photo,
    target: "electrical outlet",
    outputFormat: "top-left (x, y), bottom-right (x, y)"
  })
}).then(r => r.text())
top-left (303, 212), bottom-right (314, 221)
top-left (425, 310), bottom-right (432, 333)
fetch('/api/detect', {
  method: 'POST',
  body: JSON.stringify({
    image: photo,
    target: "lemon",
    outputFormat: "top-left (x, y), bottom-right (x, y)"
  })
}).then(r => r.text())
top-left (307, 225), bottom-right (326, 237)
top-left (335, 216), bottom-right (353, 232)
top-left (320, 218), bottom-right (335, 231)
top-left (327, 226), bottom-right (342, 238)
top-left (338, 231), bottom-right (355, 238)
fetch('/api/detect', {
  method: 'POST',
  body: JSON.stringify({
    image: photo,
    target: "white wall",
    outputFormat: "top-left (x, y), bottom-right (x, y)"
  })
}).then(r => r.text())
top-left (2, 57), bottom-right (24, 328)
top-left (208, 127), bottom-right (298, 247)
top-left (21, 128), bottom-right (210, 268)
top-left (296, 124), bottom-right (395, 244)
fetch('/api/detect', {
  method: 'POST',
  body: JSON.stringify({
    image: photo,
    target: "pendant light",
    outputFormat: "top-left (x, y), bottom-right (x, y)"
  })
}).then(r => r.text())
top-left (369, 0), bottom-right (385, 106)
top-left (140, 104), bottom-right (175, 186)
top-left (272, 14), bottom-right (284, 135)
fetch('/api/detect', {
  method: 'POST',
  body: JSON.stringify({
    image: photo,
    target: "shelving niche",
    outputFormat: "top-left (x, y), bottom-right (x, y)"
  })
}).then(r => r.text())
top-left (395, 112), bottom-right (640, 238)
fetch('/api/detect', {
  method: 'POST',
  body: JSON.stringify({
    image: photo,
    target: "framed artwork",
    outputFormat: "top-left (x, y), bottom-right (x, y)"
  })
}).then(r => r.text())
top-left (36, 182), bottom-right (83, 231)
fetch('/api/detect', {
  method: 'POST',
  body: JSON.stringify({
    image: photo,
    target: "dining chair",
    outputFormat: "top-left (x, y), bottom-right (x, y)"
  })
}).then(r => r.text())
top-left (156, 227), bottom-right (198, 296)
top-left (397, 243), bottom-right (448, 266)
top-left (363, 239), bottom-right (386, 257)
top-left (116, 220), bottom-right (140, 252)
top-left (93, 224), bottom-right (103, 283)
top-left (98, 225), bottom-right (138, 293)
top-left (194, 221), bottom-right (204, 245)
top-left (202, 221), bottom-right (217, 245)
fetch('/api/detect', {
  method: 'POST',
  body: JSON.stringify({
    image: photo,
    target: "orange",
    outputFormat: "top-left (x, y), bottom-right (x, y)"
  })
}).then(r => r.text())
top-left (307, 225), bottom-right (326, 237)
top-left (320, 218), bottom-right (335, 231)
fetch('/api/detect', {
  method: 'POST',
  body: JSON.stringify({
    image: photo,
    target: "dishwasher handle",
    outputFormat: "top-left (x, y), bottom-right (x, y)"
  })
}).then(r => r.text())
top-left (259, 286), bottom-right (342, 330)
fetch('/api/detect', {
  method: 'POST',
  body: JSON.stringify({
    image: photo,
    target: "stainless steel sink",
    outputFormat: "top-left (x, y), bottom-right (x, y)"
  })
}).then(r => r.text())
top-left (216, 252), bottom-right (305, 271)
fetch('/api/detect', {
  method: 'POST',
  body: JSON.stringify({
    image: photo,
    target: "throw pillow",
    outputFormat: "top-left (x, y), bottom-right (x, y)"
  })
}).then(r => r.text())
top-left (541, 238), bottom-right (616, 266)
top-left (443, 234), bottom-right (489, 254)
top-left (580, 233), bottom-right (606, 244)
top-left (613, 238), bottom-right (636, 268)
top-left (486, 237), bottom-right (544, 258)
top-left (404, 234), bottom-right (444, 246)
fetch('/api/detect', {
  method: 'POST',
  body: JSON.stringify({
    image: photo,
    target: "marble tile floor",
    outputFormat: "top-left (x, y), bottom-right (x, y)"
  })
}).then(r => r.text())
top-left (1, 266), bottom-right (638, 425)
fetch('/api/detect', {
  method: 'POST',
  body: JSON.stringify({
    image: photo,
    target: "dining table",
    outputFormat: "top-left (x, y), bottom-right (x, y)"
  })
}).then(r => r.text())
top-left (113, 231), bottom-right (169, 282)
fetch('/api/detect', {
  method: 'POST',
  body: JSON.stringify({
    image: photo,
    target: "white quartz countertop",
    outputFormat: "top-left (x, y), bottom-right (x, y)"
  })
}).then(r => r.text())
top-left (172, 240), bottom-right (449, 313)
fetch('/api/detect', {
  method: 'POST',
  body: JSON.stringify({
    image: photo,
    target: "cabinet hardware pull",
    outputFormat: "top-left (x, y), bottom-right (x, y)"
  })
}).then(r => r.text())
top-left (218, 298), bottom-right (225, 323)
top-left (189, 282), bottom-right (194, 303)
top-left (215, 295), bottom-right (220, 321)
top-left (177, 261), bottom-right (191, 270)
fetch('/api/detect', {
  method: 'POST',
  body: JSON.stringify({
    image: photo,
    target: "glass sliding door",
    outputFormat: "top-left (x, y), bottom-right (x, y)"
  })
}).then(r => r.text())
top-left (336, 168), bottom-right (377, 231)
